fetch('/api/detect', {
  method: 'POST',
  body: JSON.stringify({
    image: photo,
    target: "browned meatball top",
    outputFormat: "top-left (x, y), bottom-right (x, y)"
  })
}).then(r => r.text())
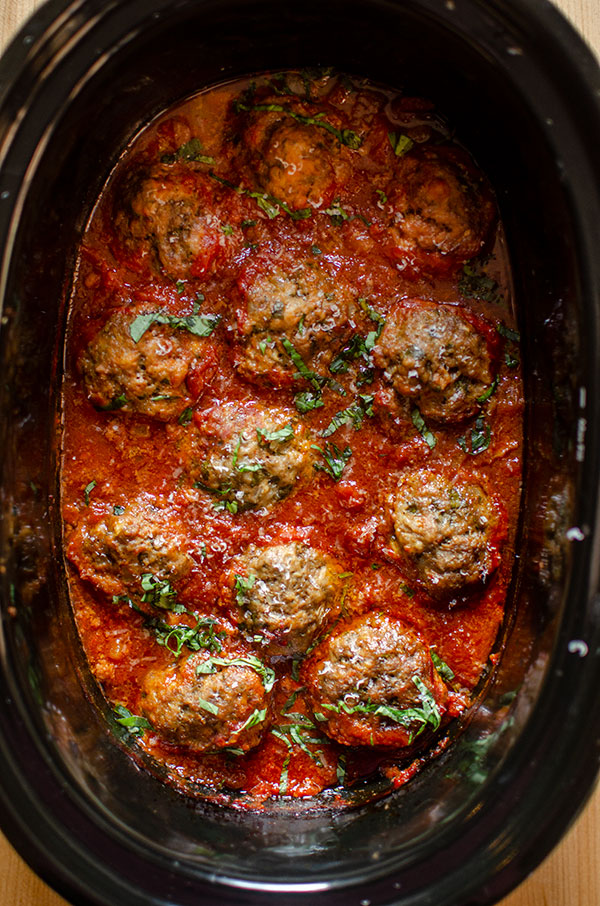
top-left (225, 542), bottom-right (344, 657)
top-left (178, 400), bottom-right (314, 512)
top-left (386, 147), bottom-right (496, 274)
top-left (388, 468), bottom-right (500, 597)
top-left (67, 501), bottom-right (195, 599)
top-left (78, 305), bottom-right (210, 421)
top-left (117, 167), bottom-right (240, 280)
top-left (372, 300), bottom-right (496, 422)
top-left (141, 649), bottom-right (273, 753)
top-left (235, 262), bottom-right (357, 387)
top-left (240, 100), bottom-right (343, 211)
top-left (302, 612), bottom-right (447, 748)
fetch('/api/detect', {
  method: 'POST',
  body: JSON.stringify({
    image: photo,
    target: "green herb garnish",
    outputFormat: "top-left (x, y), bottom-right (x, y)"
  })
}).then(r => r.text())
top-left (129, 310), bottom-right (220, 343)
top-left (312, 442), bottom-right (352, 481)
top-left (178, 407), bottom-right (193, 426)
top-left (430, 650), bottom-right (455, 683)
top-left (411, 407), bottom-right (437, 449)
top-left (459, 263), bottom-right (503, 304)
top-left (140, 573), bottom-right (184, 612)
top-left (113, 705), bottom-right (152, 738)
top-left (256, 422), bottom-right (294, 444)
top-left (388, 132), bottom-right (414, 156)
top-left (321, 395), bottom-right (374, 437)
top-left (83, 480), bottom-right (96, 506)
top-left (161, 138), bottom-right (215, 165)
top-left (458, 414), bottom-right (492, 455)
top-left (195, 654), bottom-right (276, 693)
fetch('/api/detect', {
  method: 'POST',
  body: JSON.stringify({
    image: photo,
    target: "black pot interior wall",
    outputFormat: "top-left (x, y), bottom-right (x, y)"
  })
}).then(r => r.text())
top-left (0, 0), bottom-right (598, 903)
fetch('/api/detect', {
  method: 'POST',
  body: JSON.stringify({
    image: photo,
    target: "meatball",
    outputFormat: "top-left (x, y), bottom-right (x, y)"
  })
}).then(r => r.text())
top-left (388, 467), bottom-right (501, 597)
top-left (235, 263), bottom-right (356, 387)
top-left (302, 612), bottom-right (448, 748)
top-left (180, 401), bottom-right (314, 511)
top-left (78, 305), bottom-right (209, 420)
top-left (386, 147), bottom-right (496, 275)
top-left (372, 301), bottom-right (496, 423)
top-left (225, 542), bottom-right (344, 656)
top-left (67, 503), bottom-right (194, 599)
top-left (141, 649), bottom-right (273, 753)
top-left (119, 168), bottom-right (237, 280)
top-left (242, 106), bottom-right (339, 211)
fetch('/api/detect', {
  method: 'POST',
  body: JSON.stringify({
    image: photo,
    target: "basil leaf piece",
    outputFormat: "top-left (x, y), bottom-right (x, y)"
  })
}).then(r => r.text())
top-left (129, 311), bottom-right (220, 343)
top-left (195, 654), bottom-right (275, 693)
top-left (321, 395), bottom-right (374, 437)
top-left (459, 263), bottom-right (503, 304)
top-left (147, 615), bottom-right (223, 657)
top-left (140, 573), bottom-right (185, 613)
top-left (411, 407), bottom-right (437, 449)
top-left (197, 697), bottom-right (220, 715)
top-left (430, 650), bottom-right (455, 683)
top-left (476, 376), bottom-right (499, 404)
top-left (312, 442), bottom-right (352, 481)
top-left (83, 480), bottom-right (97, 506)
top-left (388, 132), bottom-right (414, 156)
top-left (256, 422), bottom-right (294, 444)
top-left (234, 573), bottom-right (256, 606)
top-left (497, 322), bottom-right (520, 343)
top-left (458, 415), bottom-right (491, 455)
top-left (113, 705), bottom-right (152, 738)
top-left (294, 390), bottom-right (324, 413)
top-left (161, 138), bottom-right (215, 165)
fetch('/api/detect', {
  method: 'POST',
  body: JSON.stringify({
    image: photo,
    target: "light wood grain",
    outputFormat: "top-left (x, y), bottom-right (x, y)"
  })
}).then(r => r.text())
top-left (0, 1), bottom-right (598, 905)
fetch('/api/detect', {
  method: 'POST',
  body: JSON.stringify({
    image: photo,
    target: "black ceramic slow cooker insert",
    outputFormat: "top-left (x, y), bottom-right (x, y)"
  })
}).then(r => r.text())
top-left (1, 1), bottom-right (600, 904)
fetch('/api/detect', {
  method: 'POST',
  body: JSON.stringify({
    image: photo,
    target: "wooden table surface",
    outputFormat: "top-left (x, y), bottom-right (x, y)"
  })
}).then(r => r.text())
top-left (1, 0), bottom-right (599, 903)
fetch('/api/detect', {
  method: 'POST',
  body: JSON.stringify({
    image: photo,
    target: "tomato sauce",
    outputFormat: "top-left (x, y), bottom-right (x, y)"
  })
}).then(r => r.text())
top-left (61, 71), bottom-right (523, 807)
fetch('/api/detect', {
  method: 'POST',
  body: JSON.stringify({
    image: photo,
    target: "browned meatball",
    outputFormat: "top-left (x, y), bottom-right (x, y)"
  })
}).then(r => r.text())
top-left (118, 168), bottom-right (238, 280)
top-left (179, 401), bottom-right (314, 512)
top-left (302, 612), bottom-right (448, 748)
top-left (67, 502), bottom-right (194, 599)
top-left (225, 542), bottom-right (344, 656)
top-left (242, 104), bottom-right (340, 211)
top-left (235, 263), bottom-right (357, 387)
top-left (388, 468), bottom-right (502, 597)
top-left (386, 147), bottom-right (496, 275)
top-left (78, 305), bottom-right (210, 420)
top-left (372, 301), bottom-right (497, 423)
top-left (141, 649), bottom-right (273, 753)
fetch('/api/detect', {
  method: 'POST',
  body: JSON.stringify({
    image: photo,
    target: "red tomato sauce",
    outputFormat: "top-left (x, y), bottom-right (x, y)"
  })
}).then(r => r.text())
top-left (61, 71), bottom-right (523, 808)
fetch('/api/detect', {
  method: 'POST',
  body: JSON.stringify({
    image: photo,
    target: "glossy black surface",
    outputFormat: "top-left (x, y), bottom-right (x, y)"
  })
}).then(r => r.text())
top-left (1, 1), bottom-right (600, 904)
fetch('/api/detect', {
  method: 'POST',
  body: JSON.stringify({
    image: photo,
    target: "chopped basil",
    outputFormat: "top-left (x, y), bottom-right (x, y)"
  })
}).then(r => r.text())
top-left (237, 102), bottom-right (363, 150)
top-left (140, 573), bottom-right (184, 613)
top-left (459, 263), bottom-right (503, 304)
top-left (178, 407), bottom-right (193, 426)
top-left (99, 392), bottom-right (127, 411)
top-left (221, 223), bottom-right (234, 236)
top-left (271, 716), bottom-right (327, 766)
top-left (161, 138), bottom-right (215, 165)
top-left (149, 615), bottom-right (224, 657)
top-left (197, 697), bottom-right (220, 715)
top-left (399, 581), bottom-right (415, 598)
top-left (321, 395), bottom-right (374, 437)
top-left (505, 350), bottom-right (519, 368)
top-left (476, 376), bottom-right (499, 404)
top-left (282, 687), bottom-right (304, 714)
top-left (195, 654), bottom-right (276, 693)
top-left (430, 650), bottom-right (455, 683)
top-left (458, 414), bottom-right (491, 455)
top-left (214, 499), bottom-right (239, 515)
top-left (281, 337), bottom-right (325, 391)
top-left (129, 310), bottom-right (220, 343)
top-left (239, 707), bottom-right (267, 732)
top-left (324, 675), bottom-right (441, 740)
top-left (497, 322), bottom-right (520, 343)
top-left (113, 504), bottom-right (125, 516)
top-left (324, 200), bottom-right (350, 226)
top-left (294, 389), bottom-right (324, 413)
top-left (311, 245), bottom-right (322, 256)
top-left (376, 189), bottom-right (388, 204)
top-left (241, 219), bottom-right (257, 229)
top-left (388, 132), bottom-right (414, 156)
top-left (312, 442), bottom-right (352, 481)
top-left (175, 280), bottom-right (186, 294)
top-left (279, 751), bottom-right (291, 794)
top-left (412, 407), bottom-right (437, 449)
top-left (234, 573), bottom-right (256, 606)
top-left (256, 422), bottom-right (294, 444)
top-left (83, 480), bottom-right (96, 506)
top-left (113, 705), bottom-right (152, 738)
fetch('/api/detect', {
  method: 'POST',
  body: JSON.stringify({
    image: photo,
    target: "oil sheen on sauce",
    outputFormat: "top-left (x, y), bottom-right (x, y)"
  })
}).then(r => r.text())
top-left (61, 70), bottom-right (523, 807)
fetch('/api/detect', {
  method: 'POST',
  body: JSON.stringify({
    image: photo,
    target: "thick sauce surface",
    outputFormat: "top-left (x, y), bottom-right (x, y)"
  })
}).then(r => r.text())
top-left (61, 71), bottom-right (523, 805)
